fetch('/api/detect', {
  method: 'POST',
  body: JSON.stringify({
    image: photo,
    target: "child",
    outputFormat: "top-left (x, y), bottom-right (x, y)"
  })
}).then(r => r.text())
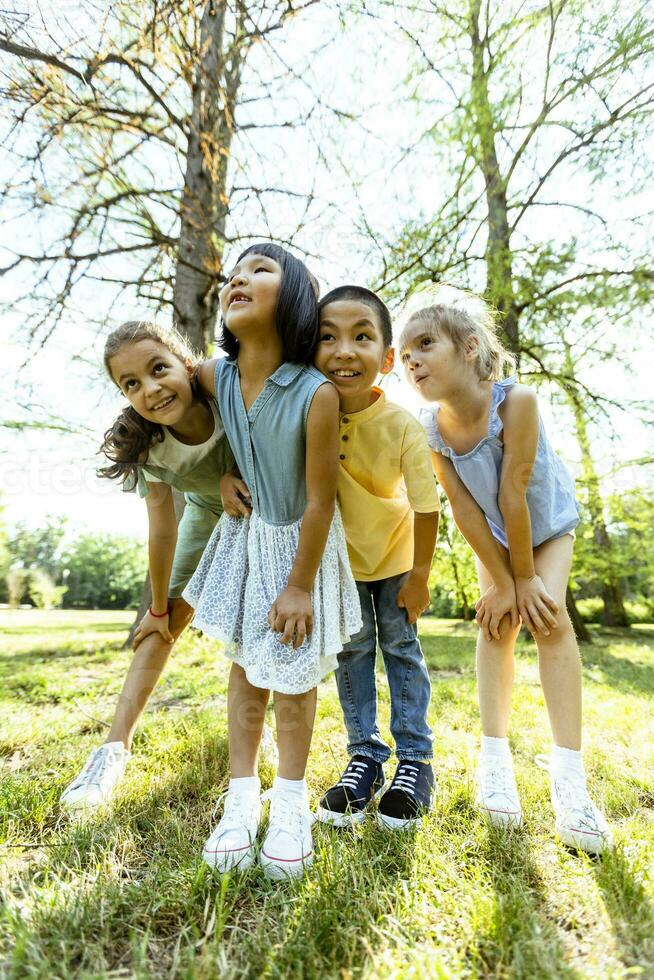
top-left (399, 293), bottom-right (612, 854)
top-left (60, 320), bottom-right (239, 809)
top-left (183, 244), bottom-right (361, 879)
top-left (313, 286), bottom-right (441, 830)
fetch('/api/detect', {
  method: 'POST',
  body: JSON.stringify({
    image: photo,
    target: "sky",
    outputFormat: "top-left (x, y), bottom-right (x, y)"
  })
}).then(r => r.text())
top-left (1, 1), bottom-right (652, 544)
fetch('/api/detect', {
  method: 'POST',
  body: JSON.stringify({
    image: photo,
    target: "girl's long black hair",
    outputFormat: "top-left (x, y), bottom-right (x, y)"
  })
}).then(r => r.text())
top-left (220, 243), bottom-right (320, 365)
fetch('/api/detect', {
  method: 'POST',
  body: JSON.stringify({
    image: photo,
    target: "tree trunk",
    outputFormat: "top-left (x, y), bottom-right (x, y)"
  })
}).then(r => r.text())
top-left (566, 586), bottom-right (591, 644)
top-left (462, 597), bottom-right (474, 621)
top-left (601, 580), bottom-right (630, 628)
top-left (172, 0), bottom-right (245, 351)
top-left (468, 0), bottom-right (520, 358)
top-left (128, 1), bottom-right (247, 637)
top-left (468, 11), bottom-right (601, 641)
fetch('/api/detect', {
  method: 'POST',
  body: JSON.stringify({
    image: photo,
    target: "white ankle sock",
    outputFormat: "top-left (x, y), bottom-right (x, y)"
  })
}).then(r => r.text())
top-left (480, 735), bottom-right (512, 762)
top-left (551, 745), bottom-right (584, 778)
top-left (104, 741), bottom-right (128, 753)
top-left (273, 776), bottom-right (307, 798)
top-left (229, 775), bottom-right (261, 795)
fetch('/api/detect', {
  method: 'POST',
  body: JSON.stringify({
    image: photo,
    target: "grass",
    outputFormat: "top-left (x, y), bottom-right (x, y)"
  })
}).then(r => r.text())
top-left (0, 610), bottom-right (653, 979)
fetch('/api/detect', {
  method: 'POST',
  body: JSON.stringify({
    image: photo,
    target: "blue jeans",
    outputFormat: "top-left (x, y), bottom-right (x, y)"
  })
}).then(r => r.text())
top-left (335, 574), bottom-right (433, 763)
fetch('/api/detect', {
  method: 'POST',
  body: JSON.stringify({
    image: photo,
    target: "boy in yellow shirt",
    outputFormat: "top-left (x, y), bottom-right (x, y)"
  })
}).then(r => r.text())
top-left (314, 286), bottom-right (440, 829)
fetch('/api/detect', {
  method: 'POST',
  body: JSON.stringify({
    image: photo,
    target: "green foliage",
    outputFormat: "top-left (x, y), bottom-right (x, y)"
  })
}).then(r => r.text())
top-left (3, 515), bottom-right (147, 610)
top-left (577, 597), bottom-right (653, 624)
top-left (0, 498), bottom-right (10, 604)
top-left (5, 565), bottom-right (29, 607)
top-left (606, 488), bottom-right (654, 609)
top-left (7, 517), bottom-right (67, 580)
top-left (372, 0), bottom-right (654, 626)
top-left (571, 487), bottom-right (654, 612)
top-left (61, 533), bottom-right (147, 609)
top-left (430, 505), bottom-right (478, 619)
top-left (28, 569), bottom-right (68, 611)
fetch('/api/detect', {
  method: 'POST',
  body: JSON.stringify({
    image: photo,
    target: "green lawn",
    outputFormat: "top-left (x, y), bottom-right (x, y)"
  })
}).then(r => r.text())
top-left (1, 610), bottom-right (653, 979)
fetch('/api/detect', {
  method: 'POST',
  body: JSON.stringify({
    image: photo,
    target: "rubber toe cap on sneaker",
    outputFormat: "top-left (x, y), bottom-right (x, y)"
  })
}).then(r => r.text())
top-left (557, 823), bottom-right (613, 855)
top-left (61, 785), bottom-right (106, 809)
top-left (315, 805), bottom-right (366, 827)
top-left (260, 848), bottom-right (314, 879)
top-left (376, 811), bottom-right (425, 831)
top-left (479, 803), bottom-right (523, 828)
top-left (202, 841), bottom-right (256, 872)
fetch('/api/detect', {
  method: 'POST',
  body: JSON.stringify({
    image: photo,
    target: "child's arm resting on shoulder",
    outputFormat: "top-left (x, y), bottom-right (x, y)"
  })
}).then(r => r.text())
top-left (268, 383), bottom-right (339, 650)
top-left (397, 510), bottom-right (439, 624)
top-left (499, 385), bottom-right (558, 636)
top-left (431, 450), bottom-right (518, 641)
top-left (133, 481), bottom-right (177, 648)
top-left (195, 358), bottom-right (219, 397)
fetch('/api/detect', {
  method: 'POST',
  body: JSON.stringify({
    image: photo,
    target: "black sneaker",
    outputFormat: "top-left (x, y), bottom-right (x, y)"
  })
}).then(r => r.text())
top-left (377, 760), bottom-right (434, 830)
top-left (316, 756), bottom-right (385, 827)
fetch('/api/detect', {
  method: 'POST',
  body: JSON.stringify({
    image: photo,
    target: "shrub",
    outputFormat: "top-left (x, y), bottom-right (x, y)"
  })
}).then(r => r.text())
top-left (28, 569), bottom-right (68, 610)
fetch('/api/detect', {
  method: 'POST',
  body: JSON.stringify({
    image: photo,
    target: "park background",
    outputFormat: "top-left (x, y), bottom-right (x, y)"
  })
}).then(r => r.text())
top-left (0, 1), bottom-right (653, 977)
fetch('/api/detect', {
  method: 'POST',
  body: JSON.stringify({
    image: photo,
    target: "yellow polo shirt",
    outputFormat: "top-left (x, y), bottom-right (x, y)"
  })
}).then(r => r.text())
top-left (337, 389), bottom-right (440, 581)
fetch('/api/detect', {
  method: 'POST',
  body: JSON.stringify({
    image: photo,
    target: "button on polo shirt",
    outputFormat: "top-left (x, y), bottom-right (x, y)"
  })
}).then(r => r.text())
top-left (338, 388), bottom-right (440, 581)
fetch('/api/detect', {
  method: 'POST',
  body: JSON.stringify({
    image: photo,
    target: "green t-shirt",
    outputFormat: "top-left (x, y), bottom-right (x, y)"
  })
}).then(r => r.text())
top-left (122, 400), bottom-right (235, 515)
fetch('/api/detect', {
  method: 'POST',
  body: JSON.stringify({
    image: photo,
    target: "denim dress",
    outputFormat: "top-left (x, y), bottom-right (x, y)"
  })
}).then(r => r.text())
top-left (422, 377), bottom-right (580, 548)
top-left (183, 358), bottom-right (361, 693)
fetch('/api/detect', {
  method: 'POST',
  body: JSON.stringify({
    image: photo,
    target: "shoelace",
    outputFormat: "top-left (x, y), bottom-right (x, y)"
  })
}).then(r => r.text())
top-left (338, 759), bottom-right (374, 792)
top-left (390, 763), bottom-right (420, 795)
top-left (261, 789), bottom-right (308, 838)
top-left (535, 755), bottom-right (599, 830)
top-left (210, 791), bottom-right (259, 836)
top-left (80, 746), bottom-right (115, 786)
top-left (479, 761), bottom-right (517, 800)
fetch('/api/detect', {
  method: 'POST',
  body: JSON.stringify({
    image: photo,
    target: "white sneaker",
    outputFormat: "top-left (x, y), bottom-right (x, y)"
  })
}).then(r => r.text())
top-left (476, 755), bottom-right (523, 828)
top-left (60, 741), bottom-right (131, 810)
top-left (259, 789), bottom-right (314, 880)
top-left (202, 790), bottom-right (261, 872)
top-left (549, 767), bottom-right (613, 854)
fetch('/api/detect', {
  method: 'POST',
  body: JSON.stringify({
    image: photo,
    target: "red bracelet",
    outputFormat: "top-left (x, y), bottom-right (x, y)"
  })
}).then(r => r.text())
top-left (149, 605), bottom-right (170, 618)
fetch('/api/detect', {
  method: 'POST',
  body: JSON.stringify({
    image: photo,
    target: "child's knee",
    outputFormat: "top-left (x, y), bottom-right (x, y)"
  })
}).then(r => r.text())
top-left (498, 615), bottom-right (521, 643)
top-left (274, 689), bottom-right (316, 733)
top-left (535, 614), bottom-right (576, 651)
top-left (477, 621), bottom-right (518, 652)
top-left (169, 597), bottom-right (194, 637)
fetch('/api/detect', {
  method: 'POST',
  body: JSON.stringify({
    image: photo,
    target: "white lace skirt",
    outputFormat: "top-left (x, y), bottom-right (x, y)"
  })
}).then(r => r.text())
top-left (182, 509), bottom-right (362, 694)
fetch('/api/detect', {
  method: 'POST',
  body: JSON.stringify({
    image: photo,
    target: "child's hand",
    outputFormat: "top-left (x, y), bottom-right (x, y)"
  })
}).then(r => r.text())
top-left (133, 609), bottom-right (174, 649)
top-left (515, 575), bottom-right (559, 636)
top-left (220, 472), bottom-right (252, 517)
top-left (475, 583), bottom-right (519, 641)
top-left (397, 572), bottom-right (430, 625)
top-left (268, 587), bottom-right (313, 649)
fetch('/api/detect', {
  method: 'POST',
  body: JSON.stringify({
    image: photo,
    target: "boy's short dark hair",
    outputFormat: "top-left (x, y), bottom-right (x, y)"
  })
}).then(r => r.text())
top-left (319, 285), bottom-right (393, 348)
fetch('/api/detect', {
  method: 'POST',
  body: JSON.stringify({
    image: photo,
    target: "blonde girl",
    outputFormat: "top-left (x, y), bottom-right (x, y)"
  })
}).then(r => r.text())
top-left (399, 293), bottom-right (612, 854)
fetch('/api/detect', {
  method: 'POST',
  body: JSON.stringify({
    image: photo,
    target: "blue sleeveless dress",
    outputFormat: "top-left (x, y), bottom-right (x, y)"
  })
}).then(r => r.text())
top-left (422, 377), bottom-right (580, 548)
top-left (183, 358), bottom-right (361, 693)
